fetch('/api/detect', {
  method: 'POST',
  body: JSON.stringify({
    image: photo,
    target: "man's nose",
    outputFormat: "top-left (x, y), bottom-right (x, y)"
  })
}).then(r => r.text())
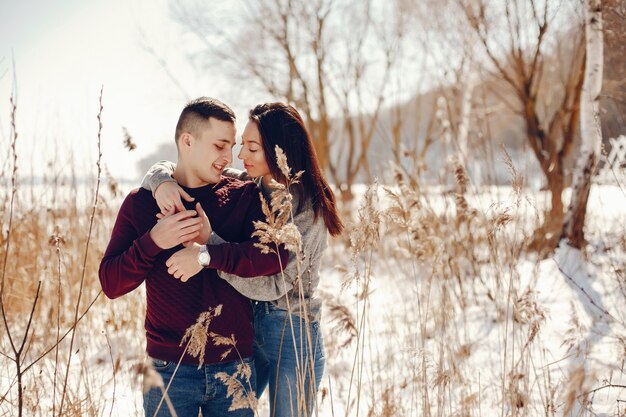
top-left (223, 150), bottom-right (233, 165)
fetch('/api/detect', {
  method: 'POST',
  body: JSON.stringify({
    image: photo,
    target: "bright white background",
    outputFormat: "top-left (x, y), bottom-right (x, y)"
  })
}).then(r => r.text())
top-left (0, 0), bottom-right (248, 183)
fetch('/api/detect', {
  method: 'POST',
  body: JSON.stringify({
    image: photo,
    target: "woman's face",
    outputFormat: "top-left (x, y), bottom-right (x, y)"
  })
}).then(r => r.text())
top-left (238, 120), bottom-right (271, 179)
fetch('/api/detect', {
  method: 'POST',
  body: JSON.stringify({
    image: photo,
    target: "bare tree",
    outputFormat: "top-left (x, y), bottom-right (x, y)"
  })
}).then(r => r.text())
top-left (381, 0), bottom-right (484, 186)
top-left (382, 93), bottom-right (439, 185)
top-left (561, 0), bottom-right (603, 249)
top-left (427, 3), bottom-right (479, 170)
top-left (168, 0), bottom-right (409, 199)
top-left (458, 0), bottom-right (586, 249)
top-left (328, 2), bottom-right (410, 198)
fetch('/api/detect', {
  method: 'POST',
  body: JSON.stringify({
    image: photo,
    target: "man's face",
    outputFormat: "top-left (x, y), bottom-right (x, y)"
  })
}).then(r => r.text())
top-left (185, 118), bottom-right (236, 186)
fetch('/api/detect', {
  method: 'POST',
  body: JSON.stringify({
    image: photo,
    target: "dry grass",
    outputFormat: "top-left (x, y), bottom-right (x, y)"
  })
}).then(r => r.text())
top-left (1, 103), bottom-right (625, 417)
top-left (322, 155), bottom-right (626, 417)
top-left (3, 150), bottom-right (624, 416)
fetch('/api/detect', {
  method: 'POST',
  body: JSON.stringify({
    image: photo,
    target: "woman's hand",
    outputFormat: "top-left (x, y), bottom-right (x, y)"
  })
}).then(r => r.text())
top-left (166, 243), bottom-right (204, 282)
top-left (154, 181), bottom-right (194, 215)
top-left (189, 202), bottom-right (212, 246)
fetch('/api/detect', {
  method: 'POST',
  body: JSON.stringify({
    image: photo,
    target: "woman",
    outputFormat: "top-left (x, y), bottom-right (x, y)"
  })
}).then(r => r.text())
top-left (142, 102), bottom-right (343, 416)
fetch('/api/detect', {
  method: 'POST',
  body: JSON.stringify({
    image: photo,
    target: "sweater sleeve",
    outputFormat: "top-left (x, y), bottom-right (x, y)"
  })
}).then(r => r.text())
top-left (222, 167), bottom-right (252, 181)
top-left (206, 184), bottom-right (289, 277)
top-left (99, 194), bottom-right (163, 299)
top-left (215, 205), bottom-right (313, 289)
top-left (140, 160), bottom-right (177, 197)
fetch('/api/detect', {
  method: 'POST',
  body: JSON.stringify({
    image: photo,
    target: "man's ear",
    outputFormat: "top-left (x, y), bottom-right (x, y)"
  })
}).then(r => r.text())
top-left (180, 133), bottom-right (192, 149)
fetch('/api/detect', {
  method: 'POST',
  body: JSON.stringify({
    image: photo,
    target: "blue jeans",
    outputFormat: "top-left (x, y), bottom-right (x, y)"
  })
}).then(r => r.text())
top-left (144, 356), bottom-right (256, 417)
top-left (253, 301), bottom-right (325, 417)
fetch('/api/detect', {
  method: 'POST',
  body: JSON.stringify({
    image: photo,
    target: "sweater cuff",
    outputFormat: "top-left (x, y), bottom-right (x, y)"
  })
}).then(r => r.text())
top-left (207, 232), bottom-right (227, 246)
top-left (136, 231), bottom-right (163, 258)
top-left (206, 245), bottom-right (224, 269)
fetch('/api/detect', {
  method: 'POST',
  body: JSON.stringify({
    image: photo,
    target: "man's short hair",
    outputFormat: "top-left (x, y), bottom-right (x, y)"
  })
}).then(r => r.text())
top-left (175, 97), bottom-right (236, 143)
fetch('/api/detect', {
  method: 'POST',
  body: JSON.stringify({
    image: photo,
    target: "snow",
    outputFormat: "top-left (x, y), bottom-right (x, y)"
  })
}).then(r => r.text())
top-left (1, 183), bottom-right (624, 416)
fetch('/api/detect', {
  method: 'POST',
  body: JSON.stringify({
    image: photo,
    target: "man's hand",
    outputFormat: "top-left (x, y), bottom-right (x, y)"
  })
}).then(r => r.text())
top-left (166, 243), bottom-right (204, 282)
top-left (159, 203), bottom-right (213, 247)
top-left (149, 210), bottom-right (201, 249)
top-left (155, 181), bottom-right (194, 214)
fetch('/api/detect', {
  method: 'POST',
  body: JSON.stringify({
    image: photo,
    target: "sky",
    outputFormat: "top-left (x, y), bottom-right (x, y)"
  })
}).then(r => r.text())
top-left (0, 0), bottom-right (247, 183)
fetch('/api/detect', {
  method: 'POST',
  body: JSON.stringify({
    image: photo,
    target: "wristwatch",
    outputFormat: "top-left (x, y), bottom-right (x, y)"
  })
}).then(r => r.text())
top-left (197, 245), bottom-right (211, 267)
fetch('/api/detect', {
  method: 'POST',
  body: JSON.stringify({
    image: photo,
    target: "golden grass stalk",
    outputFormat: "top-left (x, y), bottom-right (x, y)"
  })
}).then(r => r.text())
top-left (179, 304), bottom-right (223, 368)
top-left (251, 145), bottom-right (330, 416)
top-left (58, 85), bottom-right (105, 417)
top-left (215, 362), bottom-right (258, 412)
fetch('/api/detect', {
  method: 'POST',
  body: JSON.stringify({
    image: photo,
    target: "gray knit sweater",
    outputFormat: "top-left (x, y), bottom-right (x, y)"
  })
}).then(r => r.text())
top-left (141, 162), bottom-right (327, 321)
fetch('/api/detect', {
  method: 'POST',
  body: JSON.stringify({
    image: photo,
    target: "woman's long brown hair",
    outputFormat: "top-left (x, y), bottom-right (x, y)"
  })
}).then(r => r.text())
top-left (250, 102), bottom-right (344, 236)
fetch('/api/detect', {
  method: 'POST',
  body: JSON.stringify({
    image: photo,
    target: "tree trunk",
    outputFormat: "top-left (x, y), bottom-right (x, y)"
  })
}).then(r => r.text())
top-left (528, 164), bottom-right (565, 254)
top-left (548, 169), bottom-right (565, 225)
top-left (562, 0), bottom-right (604, 249)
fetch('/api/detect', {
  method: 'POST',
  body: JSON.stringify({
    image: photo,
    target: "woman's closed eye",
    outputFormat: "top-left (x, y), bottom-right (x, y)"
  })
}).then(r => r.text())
top-left (215, 144), bottom-right (225, 150)
top-left (242, 144), bottom-right (258, 152)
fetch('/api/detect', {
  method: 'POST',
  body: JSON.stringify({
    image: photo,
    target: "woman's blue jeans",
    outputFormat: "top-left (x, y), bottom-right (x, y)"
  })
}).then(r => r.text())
top-left (253, 301), bottom-right (325, 417)
top-left (143, 356), bottom-right (256, 417)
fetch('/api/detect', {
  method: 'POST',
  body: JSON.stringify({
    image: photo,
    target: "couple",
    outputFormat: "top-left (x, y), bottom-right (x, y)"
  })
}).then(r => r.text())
top-left (99, 97), bottom-right (343, 417)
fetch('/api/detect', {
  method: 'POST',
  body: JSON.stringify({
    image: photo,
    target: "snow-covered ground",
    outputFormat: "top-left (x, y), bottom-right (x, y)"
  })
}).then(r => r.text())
top-left (315, 184), bottom-right (626, 416)
top-left (1, 183), bottom-right (624, 416)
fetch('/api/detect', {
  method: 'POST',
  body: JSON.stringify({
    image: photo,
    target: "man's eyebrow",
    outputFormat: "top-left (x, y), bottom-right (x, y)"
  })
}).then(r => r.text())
top-left (217, 138), bottom-right (236, 145)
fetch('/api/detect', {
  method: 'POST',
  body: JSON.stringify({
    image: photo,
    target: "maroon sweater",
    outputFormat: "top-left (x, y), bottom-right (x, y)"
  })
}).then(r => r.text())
top-left (99, 177), bottom-right (287, 365)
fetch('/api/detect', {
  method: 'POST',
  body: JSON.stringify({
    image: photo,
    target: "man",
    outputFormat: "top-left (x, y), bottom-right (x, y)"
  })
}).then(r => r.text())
top-left (99, 97), bottom-right (287, 417)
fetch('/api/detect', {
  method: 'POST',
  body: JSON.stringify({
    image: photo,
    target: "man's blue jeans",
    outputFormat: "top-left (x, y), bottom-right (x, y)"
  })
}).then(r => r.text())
top-left (144, 356), bottom-right (256, 417)
top-left (253, 301), bottom-right (325, 417)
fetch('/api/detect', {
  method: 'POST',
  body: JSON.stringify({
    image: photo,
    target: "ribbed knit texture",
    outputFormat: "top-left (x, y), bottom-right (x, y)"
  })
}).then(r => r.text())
top-left (100, 178), bottom-right (287, 365)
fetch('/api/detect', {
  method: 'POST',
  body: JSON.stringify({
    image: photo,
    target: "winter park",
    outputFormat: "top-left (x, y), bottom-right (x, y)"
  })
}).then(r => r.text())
top-left (0, 0), bottom-right (625, 416)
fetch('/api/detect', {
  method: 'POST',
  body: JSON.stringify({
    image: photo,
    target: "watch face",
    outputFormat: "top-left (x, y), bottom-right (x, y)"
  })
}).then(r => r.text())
top-left (198, 251), bottom-right (210, 266)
